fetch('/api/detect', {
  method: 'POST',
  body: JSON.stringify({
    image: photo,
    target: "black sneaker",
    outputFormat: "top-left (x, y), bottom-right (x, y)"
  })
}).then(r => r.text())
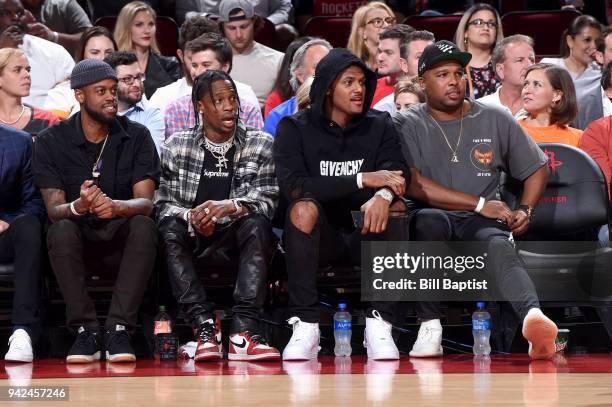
top-left (66, 326), bottom-right (101, 364)
top-left (105, 325), bottom-right (136, 363)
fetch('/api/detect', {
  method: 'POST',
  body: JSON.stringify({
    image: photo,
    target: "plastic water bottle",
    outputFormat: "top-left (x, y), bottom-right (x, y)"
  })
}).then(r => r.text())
top-left (472, 302), bottom-right (491, 356)
top-left (334, 303), bottom-right (352, 357)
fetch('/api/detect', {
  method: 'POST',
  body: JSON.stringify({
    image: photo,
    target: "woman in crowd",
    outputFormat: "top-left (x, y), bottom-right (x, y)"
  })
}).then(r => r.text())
top-left (44, 26), bottom-right (118, 118)
top-left (295, 75), bottom-right (314, 111)
top-left (541, 15), bottom-right (602, 103)
top-left (454, 3), bottom-right (504, 99)
top-left (114, 1), bottom-right (181, 98)
top-left (264, 36), bottom-right (313, 118)
top-left (0, 48), bottom-right (60, 137)
top-left (394, 77), bottom-right (425, 112)
top-left (347, 1), bottom-right (396, 71)
top-left (75, 26), bottom-right (118, 62)
top-left (519, 63), bottom-right (582, 147)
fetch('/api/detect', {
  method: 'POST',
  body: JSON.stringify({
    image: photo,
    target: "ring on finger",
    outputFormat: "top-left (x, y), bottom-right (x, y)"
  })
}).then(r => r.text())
top-left (211, 216), bottom-right (218, 223)
top-left (204, 207), bottom-right (210, 215)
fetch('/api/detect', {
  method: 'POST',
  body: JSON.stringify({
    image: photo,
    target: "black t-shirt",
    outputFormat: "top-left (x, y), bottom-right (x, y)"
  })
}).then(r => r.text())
top-left (33, 113), bottom-right (161, 202)
top-left (194, 146), bottom-right (236, 206)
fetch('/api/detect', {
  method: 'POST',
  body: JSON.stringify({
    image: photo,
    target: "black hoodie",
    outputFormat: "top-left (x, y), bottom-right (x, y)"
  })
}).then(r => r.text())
top-left (273, 48), bottom-right (410, 229)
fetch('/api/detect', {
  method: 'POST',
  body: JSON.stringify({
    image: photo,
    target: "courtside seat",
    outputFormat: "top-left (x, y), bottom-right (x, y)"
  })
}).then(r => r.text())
top-left (500, 143), bottom-right (612, 346)
top-left (0, 263), bottom-right (14, 283)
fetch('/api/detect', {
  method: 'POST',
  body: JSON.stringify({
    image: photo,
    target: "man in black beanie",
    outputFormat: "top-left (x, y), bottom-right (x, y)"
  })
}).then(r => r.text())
top-left (33, 59), bottom-right (161, 364)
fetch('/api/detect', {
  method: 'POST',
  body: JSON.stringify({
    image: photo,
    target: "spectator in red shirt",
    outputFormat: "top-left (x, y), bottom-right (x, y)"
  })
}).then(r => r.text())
top-left (372, 29), bottom-right (434, 112)
top-left (372, 27), bottom-right (434, 106)
top-left (264, 36), bottom-right (312, 118)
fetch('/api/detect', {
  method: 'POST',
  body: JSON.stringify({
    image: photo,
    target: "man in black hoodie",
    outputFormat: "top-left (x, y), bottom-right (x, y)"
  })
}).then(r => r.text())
top-left (274, 48), bottom-right (410, 361)
top-left (275, 47), bottom-right (522, 361)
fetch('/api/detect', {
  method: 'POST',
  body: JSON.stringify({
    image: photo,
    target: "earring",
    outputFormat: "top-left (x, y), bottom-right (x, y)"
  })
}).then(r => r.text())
top-left (464, 37), bottom-right (468, 45)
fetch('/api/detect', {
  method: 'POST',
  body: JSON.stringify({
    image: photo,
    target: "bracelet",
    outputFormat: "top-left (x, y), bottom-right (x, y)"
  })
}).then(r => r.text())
top-left (356, 173), bottom-right (364, 189)
top-left (474, 196), bottom-right (486, 214)
top-left (52, 31), bottom-right (59, 43)
top-left (70, 200), bottom-right (84, 216)
top-left (517, 204), bottom-right (535, 221)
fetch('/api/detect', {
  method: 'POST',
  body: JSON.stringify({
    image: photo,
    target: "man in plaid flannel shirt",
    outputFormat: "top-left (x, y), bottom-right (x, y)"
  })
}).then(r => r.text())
top-left (163, 33), bottom-right (264, 139)
top-left (156, 70), bottom-right (280, 362)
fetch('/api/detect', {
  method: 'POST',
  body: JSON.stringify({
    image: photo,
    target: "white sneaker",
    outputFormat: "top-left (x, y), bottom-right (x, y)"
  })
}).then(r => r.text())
top-left (5, 329), bottom-right (33, 363)
top-left (409, 319), bottom-right (443, 357)
top-left (363, 310), bottom-right (399, 360)
top-left (522, 308), bottom-right (557, 360)
top-left (282, 317), bottom-right (320, 360)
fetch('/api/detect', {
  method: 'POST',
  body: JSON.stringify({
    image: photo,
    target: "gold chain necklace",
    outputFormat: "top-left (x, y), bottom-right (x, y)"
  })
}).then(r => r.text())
top-left (428, 104), bottom-right (464, 163)
top-left (0, 104), bottom-right (26, 125)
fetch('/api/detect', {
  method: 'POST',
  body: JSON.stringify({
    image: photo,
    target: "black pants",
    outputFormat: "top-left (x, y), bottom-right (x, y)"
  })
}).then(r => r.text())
top-left (159, 214), bottom-right (273, 333)
top-left (47, 216), bottom-right (158, 332)
top-left (285, 199), bottom-right (398, 323)
top-left (410, 209), bottom-right (540, 321)
top-left (0, 214), bottom-right (42, 337)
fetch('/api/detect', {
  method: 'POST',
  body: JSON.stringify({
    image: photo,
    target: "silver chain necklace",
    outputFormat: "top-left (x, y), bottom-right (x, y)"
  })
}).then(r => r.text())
top-left (204, 135), bottom-right (235, 171)
top-left (0, 104), bottom-right (26, 125)
top-left (428, 104), bottom-right (464, 163)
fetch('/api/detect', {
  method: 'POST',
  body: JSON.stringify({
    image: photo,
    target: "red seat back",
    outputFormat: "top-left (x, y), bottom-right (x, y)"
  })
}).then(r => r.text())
top-left (254, 18), bottom-right (278, 50)
top-left (501, 10), bottom-right (581, 57)
top-left (303, 16), bottom-right (352, 48)
top-left (402, 14), bottom-right (462, 42)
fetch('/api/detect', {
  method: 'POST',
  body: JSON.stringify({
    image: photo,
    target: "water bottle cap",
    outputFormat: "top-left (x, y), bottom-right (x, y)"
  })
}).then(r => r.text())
top-left (476, 302), bottom-right (485, 309)
top-left (338, 303), bottom-right (346, 310)
top-left (159, 305), bottom-right (166, 312)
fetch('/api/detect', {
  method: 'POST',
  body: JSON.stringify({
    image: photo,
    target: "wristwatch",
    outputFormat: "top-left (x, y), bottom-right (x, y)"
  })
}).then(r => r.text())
top-left (518, 204), bottom-right (535, 221)
top-left (375, 188), bottom-right (394, 203)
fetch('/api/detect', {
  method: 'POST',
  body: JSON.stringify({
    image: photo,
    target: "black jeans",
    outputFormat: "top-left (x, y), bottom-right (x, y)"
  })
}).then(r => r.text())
top-left (284, 199), bottom-right (398, 323)
top-left (47, 216), bottom-right (158, 332)
top-left (159, 213), bottom-right (273, 333)
top-left (0, 214), bottom-right (42, 337)
top-left (410, 209), bottom-right (540, 321)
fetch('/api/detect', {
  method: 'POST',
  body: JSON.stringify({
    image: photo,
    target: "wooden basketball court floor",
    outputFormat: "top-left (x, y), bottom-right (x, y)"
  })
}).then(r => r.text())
top-left (1, 354), bottom-right (612, 406)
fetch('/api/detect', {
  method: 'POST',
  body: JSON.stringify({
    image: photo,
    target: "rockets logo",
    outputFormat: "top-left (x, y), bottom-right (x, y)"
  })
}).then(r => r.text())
top-left (543, 148), bottom-right (563, 172)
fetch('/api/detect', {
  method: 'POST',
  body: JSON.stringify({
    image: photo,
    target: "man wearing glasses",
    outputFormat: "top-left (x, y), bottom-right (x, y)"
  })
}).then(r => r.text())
top-left (104, 52), bottom-right (165, 155)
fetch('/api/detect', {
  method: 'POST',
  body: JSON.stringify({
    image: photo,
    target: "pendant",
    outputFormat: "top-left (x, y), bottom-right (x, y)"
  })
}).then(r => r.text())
top-left (92, 170), bottom-right (100, 179)
top-left (451, 154), bottom-right (459, 163)
top-left (215, 156), bottom-right (228, 170)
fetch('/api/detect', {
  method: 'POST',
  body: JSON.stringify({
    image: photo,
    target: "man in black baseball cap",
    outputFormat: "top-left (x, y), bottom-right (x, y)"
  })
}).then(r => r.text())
top-left (394, 40), bottom-right (557, 360)
top-left (34, 58), bottom-right (160, 365)
top-left (417, 40), bottom-right (471, 77)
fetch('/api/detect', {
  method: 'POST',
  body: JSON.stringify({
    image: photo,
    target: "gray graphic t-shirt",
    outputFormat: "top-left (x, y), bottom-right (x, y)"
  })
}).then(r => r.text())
top-left (393, 100), bottom-right (546, 201)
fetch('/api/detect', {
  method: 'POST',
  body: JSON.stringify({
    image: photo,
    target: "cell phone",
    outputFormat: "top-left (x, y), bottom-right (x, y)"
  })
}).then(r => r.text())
top-left (351, 211), bottom-right (364, 229)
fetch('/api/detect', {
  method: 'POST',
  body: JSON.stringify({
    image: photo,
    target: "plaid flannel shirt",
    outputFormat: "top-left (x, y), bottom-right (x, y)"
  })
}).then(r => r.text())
top-left (155, 121), bottom-right (278, 226)
top-left (164, 94), bottom-right (264, 139)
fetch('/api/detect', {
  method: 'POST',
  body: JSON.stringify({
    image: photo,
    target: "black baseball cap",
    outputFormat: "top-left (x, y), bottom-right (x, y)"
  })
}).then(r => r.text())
top-left (418, 40), bottom-right (472, 77)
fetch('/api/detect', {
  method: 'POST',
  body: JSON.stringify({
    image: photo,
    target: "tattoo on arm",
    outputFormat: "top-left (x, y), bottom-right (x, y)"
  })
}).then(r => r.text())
top-left (40, 188), bottom-right (74, 222)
